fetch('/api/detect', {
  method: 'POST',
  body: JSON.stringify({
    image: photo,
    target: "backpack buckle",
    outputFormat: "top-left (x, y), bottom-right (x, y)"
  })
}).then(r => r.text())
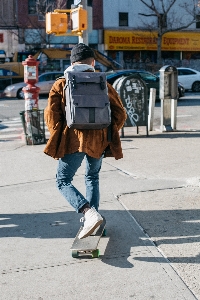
top-left (72, 75), bottom-right (77, 89)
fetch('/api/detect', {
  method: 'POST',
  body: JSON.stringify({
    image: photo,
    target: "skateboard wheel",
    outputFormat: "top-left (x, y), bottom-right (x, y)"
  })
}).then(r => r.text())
top-left (72, 250), bottom-right (78, 258)
top-left (92, 249), bottom-right (100, 258)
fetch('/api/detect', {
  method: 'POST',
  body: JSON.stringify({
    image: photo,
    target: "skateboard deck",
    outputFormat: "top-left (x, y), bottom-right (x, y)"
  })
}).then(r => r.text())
top-left (70, 217), bottom-right (106, 258)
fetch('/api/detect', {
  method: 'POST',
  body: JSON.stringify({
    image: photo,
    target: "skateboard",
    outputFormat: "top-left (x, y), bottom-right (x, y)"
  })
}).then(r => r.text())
top-left (70, 217), bottom-right (106, 258)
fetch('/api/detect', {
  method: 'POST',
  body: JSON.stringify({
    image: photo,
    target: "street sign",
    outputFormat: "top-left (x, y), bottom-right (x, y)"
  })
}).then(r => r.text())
top-left (74, 0), bottom-right (81, 5)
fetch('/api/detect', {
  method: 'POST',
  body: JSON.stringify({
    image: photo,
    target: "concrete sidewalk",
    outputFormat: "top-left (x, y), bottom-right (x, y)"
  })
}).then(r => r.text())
top-left (0, 128), bottom-right (200, 299)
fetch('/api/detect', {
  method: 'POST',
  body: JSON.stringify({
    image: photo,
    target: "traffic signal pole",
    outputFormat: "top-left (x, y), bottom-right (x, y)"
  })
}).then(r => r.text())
top-left (79, 0), bottom-right (88, 45)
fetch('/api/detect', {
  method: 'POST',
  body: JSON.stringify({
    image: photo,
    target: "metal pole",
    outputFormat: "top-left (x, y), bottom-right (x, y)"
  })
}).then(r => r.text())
top-left (79, 0), bottom-right (88, 44)
top-left (171, 98), bottom-right (177, 130)
top-left (148, 88), bottom-right (156, 131)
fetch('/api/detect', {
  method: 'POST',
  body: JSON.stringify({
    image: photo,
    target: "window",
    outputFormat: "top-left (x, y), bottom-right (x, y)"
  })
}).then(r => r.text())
top-left (38, 15), bottom-right (45, 21)
top-left (28, 0), bottom-right (37, 14)
top-left (54, 73), bottom-right (63, 80)
top-left (67, 0), bottom-right (74, 9)
top-left (139, 72), bottom-right (158, 82)
top-left (87, 0), bottom-right (93, 6)
top-left (196, 15), bottom-right (200, 28)
top-left (17, 53), bottom-right (31, 62)
top-left (0, 34), bottom-right (3, 43)
top-left (29, 0), bottom-right (62, 15)
top-left (178, 69), bottom-right (197, 76)
top-left (119, 12), bottom-right (128, 26)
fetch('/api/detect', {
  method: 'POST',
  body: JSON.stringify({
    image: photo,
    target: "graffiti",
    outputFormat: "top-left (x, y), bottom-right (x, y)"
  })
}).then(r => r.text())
top-left (124, 94), bottom-right (139, 126)
top-left (120, 77), bottom-right (146, 127)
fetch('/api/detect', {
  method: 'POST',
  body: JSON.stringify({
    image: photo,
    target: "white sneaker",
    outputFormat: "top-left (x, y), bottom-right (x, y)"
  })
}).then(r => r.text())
top-left (78, 207), bottom-right (103, 239)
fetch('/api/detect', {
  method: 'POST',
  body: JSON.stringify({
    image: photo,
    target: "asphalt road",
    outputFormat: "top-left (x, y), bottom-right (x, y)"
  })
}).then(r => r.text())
top-left (1, 92), bottom-right (200, 132)
top-left (0, 95), bottom-right (48, 120)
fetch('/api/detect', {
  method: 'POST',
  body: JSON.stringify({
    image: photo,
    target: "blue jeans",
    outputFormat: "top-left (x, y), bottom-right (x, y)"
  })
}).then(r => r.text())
top-left (56, 152), bottom-right (103, 213)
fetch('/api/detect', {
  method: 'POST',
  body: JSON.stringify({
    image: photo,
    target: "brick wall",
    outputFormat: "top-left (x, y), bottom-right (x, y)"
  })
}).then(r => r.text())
top-left (17, 0), bottom-right (45, 29)
top-left (92, 0), bottom-right (103, 29)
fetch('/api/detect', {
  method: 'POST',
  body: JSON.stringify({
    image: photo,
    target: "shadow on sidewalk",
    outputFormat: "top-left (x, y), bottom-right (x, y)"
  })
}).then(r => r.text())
top-left (0, 211), bottom-right (80, 239)
top-left (121, 132), bottom-right (200, 139)
top-left (1, 207), bottom-right (199, 267)
top-left (0, 210), bottom-right (138, 268)
top-left (128, 208), bottom-right (200, 266)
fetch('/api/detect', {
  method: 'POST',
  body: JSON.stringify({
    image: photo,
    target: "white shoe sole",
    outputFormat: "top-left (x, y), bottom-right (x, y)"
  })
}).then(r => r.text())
top-left (78, 219), bottom-right (103, 239)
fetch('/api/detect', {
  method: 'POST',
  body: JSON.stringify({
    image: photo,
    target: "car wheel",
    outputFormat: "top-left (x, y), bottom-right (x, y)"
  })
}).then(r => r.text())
top-left (192, 81), bottom-right (200, 92)
top-left (17, 88), bottom-right (24, 99)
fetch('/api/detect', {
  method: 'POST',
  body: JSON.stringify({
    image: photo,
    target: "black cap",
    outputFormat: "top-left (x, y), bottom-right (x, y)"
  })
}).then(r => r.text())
top-left (70, 43), bottom-right (95, 63)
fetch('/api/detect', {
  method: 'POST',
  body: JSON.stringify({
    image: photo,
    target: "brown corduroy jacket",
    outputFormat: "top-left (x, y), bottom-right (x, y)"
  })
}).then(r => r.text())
top-left (43, 78), bottom-right (127, 160)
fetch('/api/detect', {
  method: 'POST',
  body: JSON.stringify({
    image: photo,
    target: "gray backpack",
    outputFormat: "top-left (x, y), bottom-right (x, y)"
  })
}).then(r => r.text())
top-left (64, 72), bottom-right (111, 129)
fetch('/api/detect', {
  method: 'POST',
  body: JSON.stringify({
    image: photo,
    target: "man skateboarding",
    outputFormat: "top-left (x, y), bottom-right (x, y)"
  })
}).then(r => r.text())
top-left (44, 43), bottom-right (126, 239)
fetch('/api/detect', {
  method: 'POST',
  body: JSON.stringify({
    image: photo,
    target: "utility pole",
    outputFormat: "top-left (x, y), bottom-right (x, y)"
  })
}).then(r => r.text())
top-left (79, 0), bottom-right (88, 45)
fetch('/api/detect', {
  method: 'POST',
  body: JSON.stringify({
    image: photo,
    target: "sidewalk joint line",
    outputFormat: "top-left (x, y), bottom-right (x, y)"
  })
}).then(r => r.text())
top-left (0, 178), bottom-right (55, 188)
top-left (118, 185), bottom-right (185, 196)
top-left (117, 196), bottom-right (198, 300)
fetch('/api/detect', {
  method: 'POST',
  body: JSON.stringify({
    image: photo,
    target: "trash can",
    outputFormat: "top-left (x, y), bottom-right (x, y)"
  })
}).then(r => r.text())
top-left (113, 74), bottom-right (148, 136)
top-left (19, 109), bottom-right (46, 145)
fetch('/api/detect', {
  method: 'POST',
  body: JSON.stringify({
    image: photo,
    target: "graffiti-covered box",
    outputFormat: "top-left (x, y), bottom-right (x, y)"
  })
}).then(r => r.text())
top-left (113, 74), bottom-right (148, 128)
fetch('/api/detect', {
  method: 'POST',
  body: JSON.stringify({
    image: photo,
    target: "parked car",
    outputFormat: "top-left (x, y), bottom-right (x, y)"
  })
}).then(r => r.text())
top-left (177, 67), bottom-right (200, 92)
top-left (106, 70), bottom-right (185, 99)
top-left (3, 71), bottom-right (64, 99)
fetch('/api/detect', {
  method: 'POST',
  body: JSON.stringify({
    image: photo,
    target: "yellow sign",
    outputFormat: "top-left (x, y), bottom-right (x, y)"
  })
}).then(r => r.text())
top-left (105, 30), bottom-right (200, 51)
top-left (162, 32), bottom-right (200, 51)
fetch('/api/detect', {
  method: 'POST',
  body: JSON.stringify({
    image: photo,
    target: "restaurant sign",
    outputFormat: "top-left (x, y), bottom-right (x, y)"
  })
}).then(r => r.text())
top-left (105, 30), bottom-right (200, 51)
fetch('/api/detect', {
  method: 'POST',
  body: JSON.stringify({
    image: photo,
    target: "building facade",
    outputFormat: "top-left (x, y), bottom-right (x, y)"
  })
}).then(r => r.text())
top-left (0, 0), bottom-right (19, 60)
top-left (1, 0), bottom-right (200, 70)
top-left (101, 0), bottom-right (200, 70)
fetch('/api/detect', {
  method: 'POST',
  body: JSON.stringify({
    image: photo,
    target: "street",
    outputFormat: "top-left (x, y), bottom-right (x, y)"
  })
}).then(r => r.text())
top-left (1, 92), bottom-right (200, 120)
top-left (0, 95), bottom-right (48, 120)
top-left (0, 92), bottom-right (200, 142)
